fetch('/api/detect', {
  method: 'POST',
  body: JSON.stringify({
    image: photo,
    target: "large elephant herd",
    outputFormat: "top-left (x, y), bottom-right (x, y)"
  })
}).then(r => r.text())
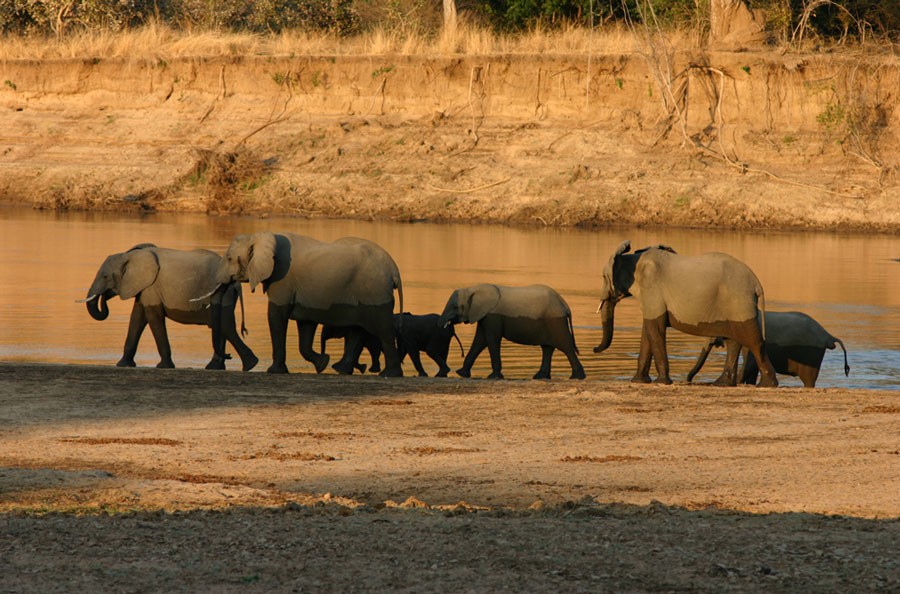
top-left (80, 233), bottom-right (850, 387)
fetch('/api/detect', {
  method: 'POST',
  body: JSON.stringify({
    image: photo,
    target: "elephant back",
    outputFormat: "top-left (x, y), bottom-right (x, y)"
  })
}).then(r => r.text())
top-left (763, 311), bottom-right (836, 348)
top-left (493, 284), bottom-right (570, 319)
top-left (149, 247), bottom-right (222, 309)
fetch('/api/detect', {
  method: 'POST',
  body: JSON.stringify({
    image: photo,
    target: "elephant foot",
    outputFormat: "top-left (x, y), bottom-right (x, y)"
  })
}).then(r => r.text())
top-left (369, 363), bottom-right (382, 374)
top-left (436, 367), bottom-right (450, 378)
top-left (332, 360), bottom-right (357, 376)
top-left (205, 355), bottom-right (227, 371)
top-left (487, 371), bottom-right (505, 380)
top-left (758, 375), bottom-right (779, 388)
top-left (532, 370), bottom-right (551, 380)
top-left (456, 368), bottom-right (471, 379)
top-left (156, 360), bottom-right (175, 369)
top-left (712, 374), bottom-right (737, 387)
top-left (652, 376), bottom-right (673, 385)
top-left (630, 374), bottom-right (652, 384)
top-left (355, 363), bottom-right (367, 374)
top-left (241, 353), bottom-right (259, 372)
top-left (417, 371), bottom-right (429, 377)
top-left (379, 366), bottom-right (403, 378)
top-left (313, 354), bottom-right (330, 374)
top-left (116, 357), bottom-right (136, 368)
top-left (267, 362), bottom-right (290, 374)
top-left (570, 368), bottom-right (587, 380)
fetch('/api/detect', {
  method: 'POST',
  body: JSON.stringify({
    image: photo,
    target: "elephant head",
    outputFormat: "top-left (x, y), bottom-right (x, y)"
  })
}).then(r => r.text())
top-left (439, 284), bottom-right (501, 327)
top-left (79, 244), bottom-right (160, 321)
top-left (594, 241), bottom-right (675, 354)
top-left (215, 232), bottom-right (278, 293)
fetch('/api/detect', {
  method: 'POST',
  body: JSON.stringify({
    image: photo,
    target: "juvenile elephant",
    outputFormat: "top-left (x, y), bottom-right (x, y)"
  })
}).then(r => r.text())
top-left (208, 232), bottom-right (404, 376)
top-left (319, 313), bottom-right (463, 377)
top-left (593, 241), bottom-right (778, 387)
top-left (79, 243), bottom-right (257, 370)
top-left (438, 284), bottom-right (585, 380)
top-left (319, 324), bottom-right (382, 374)
top-left (686, 311), bottom-right (850, 387)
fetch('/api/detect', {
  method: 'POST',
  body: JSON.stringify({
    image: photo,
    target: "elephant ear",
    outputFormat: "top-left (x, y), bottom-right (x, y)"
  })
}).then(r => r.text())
top-left (247, 231), bottom-right (277, 292)
top-left (466, 284), bottom-right (501, 323)
top-left (602, 241), bottom-right (631, 300)
top-left (118, 248), bottom-right (160, 300)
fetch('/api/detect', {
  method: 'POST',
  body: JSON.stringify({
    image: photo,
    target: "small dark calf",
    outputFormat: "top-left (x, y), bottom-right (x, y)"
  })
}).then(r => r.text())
top-left (320, 313), bottom-right (463, 376)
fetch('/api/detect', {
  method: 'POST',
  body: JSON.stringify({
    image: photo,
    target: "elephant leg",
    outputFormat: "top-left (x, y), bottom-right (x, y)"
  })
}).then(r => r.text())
top-left (484, 319), bottom-right (504, 380)
top-left (298, 321), bottom-right (329, 374)
top-left (223, 323), bottom-right (258, 372)
top-left (366, 335), bottom-right (382, 374)
top-left (144, 305), bottom-right (174, 369)
top-left (562, 345), bottom-right (586, 380)
top-left (533, 345), bottom-right (554, 380)
top-left (408, 348), bottom-right (429, 377)
top-left (266, 303), bottom-right (291, 374)
top-left (458, 323), bottom-right (488, 379)
top-left (426, 341), bottom-right (451, 378)
top-left (741, 349), bottom-right (760, 385)
top-left (713, 339), bottom-right (741, 386)
top-left (118, 302), bottom-right (148, 367)
top-left (735, 320), bottom-right (778, 388)
top-left (367, 313), bottom-right (402, 378)
top-left (632, 322), bottom-right (654, 384)
top-left (333, 330), bottom-right (364, 375)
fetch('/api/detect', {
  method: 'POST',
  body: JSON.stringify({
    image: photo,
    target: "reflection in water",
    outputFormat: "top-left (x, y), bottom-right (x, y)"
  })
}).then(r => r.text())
top-left (1, 206), bottom-right (898, 389)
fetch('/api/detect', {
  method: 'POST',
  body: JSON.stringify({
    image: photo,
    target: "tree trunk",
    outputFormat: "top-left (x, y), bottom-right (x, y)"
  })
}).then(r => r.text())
top-left (443, 0), bottom-right (458, 32)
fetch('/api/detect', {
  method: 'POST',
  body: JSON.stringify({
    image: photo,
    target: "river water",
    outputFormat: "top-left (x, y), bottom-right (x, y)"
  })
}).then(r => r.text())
top-left (1, 206), bottom-right (898, 389)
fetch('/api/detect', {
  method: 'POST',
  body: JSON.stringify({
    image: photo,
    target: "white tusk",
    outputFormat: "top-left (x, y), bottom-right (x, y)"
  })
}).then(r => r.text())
top-left (76, 294), bottom-right (99, 304)
top-left (190, 284), bottom-right (221, 303)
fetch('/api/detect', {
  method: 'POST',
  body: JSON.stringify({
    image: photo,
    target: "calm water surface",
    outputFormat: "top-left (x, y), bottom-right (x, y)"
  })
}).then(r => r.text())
top-left (2, 206), bottom-right (899, 389)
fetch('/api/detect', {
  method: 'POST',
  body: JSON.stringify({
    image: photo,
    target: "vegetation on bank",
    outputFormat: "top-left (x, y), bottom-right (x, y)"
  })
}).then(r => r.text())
top-left (0, 0), bottom-right (897, 58)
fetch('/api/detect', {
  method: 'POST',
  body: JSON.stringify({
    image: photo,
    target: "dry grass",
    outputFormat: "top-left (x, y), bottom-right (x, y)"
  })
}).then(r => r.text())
top-left (0, 21), bottom-right (670, 61)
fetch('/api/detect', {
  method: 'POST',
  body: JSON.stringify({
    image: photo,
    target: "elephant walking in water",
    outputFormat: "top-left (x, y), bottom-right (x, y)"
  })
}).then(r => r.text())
top-left (209, 232), bottom-right (404, 376)
top-left (687, 311), bottom-right (850, 387)
top-left (79, 243), bottom-right (257, 370)
top-left (593, 241), bottom-right (778, 387)
top-left (439, 283), bottom-right (585, 380)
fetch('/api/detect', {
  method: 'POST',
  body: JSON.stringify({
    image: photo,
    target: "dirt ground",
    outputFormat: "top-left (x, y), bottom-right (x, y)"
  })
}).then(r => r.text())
top-left (1, 362), bottom-right (899, 592)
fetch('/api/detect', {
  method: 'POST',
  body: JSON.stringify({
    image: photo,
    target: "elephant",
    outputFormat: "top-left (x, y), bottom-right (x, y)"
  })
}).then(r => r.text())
top-left (686, 311), bottom-right (850, 387)
top-left (593, 241), bottom-right (778, 387)
top-left (78, 243), bottom-right (257, 371)
top-left (319, 313), bottom-right (463, 377)
top-left (438, 284), bottom-right (585, 380)
top-left (207, 232), bottom-right (404, 376)
top-left (320, 324), bottom-right (382, 374)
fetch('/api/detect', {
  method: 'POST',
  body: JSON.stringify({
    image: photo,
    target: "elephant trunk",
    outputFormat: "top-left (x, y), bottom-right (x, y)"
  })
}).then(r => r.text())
top-left (593, 299), bottom-right (615, 353)
top-left (86, 294), bottom-right (109, 321)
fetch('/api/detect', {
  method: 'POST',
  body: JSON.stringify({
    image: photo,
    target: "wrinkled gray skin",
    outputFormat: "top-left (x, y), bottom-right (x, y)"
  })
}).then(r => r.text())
top-left (594, 240), bottom-right (778, 387)
top-left (687, 311), bottom-right (850, 387)
top-left (212, 232), bottom-right (404, 376)
top-left (320, 314), bottom-right (463, 377)
top-left (439, 284), bottom-right (585, 380)
top-left (80, 244), bottom-right (257, 370)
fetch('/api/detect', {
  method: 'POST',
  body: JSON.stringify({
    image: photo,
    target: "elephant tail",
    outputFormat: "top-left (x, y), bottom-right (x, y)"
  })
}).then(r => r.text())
top-left (834, 337), bottom-right (850, 377)
top-left (237, 283), bottom-right (248, 337)
top-left (567, 311), bottom-right (580, 355)
top-left (450, 324), bottom-right (464, 357)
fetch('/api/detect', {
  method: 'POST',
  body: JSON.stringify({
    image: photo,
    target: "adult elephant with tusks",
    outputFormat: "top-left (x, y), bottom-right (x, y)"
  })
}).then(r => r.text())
top-left (78, 243), bottom-right (257, 370)
top-left (205, 232), bottom-right (404, 376)
top-left (439, 283), bottom-right (585, 380)
top-left (593, 240), bottom-right (778, 387)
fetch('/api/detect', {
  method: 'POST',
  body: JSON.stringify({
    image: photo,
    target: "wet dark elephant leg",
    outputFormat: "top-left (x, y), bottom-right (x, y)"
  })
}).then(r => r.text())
top-left (297, 320), bottom-right (329, 373)
top-left (426, 340), bottom-right (451, 378)
top-left (483, 317), bottom-right (504, 379)
top-left (333, 328), bottom-right (364, 375)
top-left (266, 303), bottom-right (291, 373)
top-left (458, 323), bottom-right (488, 378)
top-left (118, 302), bottom-right (148, 367)
top-left (714, 338), bottom-right (742, 386)
top-left (639, 315), bottom-right (671, 384)
top-left (632, 320), bottom-right (654, 384)
top-left (144, 304), bottom-right (174, 369)
top-left (533, 345), bottom-right (554, 380)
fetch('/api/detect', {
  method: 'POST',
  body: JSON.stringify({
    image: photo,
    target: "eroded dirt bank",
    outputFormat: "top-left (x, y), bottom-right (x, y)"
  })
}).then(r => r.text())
top-left (1, 363), bottom-right (899, 591)
top-left (1, 51), bottom-right (898, 231)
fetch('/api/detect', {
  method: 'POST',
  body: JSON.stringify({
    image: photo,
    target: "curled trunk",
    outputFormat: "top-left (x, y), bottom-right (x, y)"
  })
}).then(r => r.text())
top-left (593, 299), bottom-right (615, 353)
top-left (86, 295), bottom-right (109, 321)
